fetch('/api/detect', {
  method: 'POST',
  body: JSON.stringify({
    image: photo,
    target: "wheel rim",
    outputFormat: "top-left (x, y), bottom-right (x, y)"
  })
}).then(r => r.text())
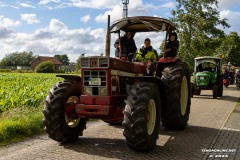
top-left (65, 96), bottom-right (81, 128)
top-left (147, 99), bottom-right (156, 135)
top-left (180, 76), bottom-right (188, 116)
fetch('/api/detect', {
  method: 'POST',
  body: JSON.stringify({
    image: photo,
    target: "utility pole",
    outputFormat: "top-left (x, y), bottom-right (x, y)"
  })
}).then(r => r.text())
top-left (122, 0), bottom-right (129, 18)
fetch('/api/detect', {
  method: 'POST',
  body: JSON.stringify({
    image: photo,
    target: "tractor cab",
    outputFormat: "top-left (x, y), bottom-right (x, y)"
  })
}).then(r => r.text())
top-left (109, 16), bottom-right (176, 60)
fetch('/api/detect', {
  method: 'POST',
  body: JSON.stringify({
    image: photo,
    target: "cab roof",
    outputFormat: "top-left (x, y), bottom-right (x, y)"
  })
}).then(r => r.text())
top-left (110, 16), bottom-right (176, 33)
top-left (195, 56), bottom-right (222, 61)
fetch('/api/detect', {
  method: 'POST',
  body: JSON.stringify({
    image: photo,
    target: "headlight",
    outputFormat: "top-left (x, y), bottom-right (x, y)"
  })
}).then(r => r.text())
top-left (84, 87), bottom-right (92, 95)
top-left (80, 57), bottom-right (108, 68)
top-left (99, 87), bottom-right (107, 95)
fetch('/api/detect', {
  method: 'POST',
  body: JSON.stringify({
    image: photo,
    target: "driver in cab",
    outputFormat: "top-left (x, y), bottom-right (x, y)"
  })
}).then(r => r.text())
top-left (205, 63), bottom-right (212, 72)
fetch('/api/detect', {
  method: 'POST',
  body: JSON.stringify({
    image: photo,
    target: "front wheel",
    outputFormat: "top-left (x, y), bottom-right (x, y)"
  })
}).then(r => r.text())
top-left (42, 80), bottom-right (87, 142)
top-left (194, 87), bottom-right (201, 95)
top-left (123, 82), bottom-right (161, 152)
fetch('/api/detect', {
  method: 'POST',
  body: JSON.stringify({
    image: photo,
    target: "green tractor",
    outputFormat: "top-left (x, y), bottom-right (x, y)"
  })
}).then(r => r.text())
top-left (192, 56), bottom-right (223, 99)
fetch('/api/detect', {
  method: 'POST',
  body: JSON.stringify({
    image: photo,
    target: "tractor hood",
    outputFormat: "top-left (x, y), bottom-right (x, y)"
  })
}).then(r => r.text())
top-left (110, 16), bottom-right (176, 33)
top-left (196, 71), bottom-right (211, 77)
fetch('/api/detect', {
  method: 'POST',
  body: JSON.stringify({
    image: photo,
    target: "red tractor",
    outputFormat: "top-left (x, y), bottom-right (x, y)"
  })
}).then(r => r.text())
top-left (42, 16), bottom-right (191, 152)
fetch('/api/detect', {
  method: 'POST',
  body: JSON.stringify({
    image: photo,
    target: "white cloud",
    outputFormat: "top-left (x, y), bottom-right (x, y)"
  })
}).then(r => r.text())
top-left (0, 19), bottom-right (106, 62)
top-left (70, 0), bottom-right (121, 9)
top-left (0, 4), bottom-right (19, 9)
top-left (90, 28), bottom-right (104, 39)
top-left (49, 19), bottom-right (67, 31)
top-left (95, 5), bottom-right (122, 23)
top-left (0, 15), bottom-right (21, 28)
top-left (19, 3), bottom-right (35, 8)
top-left (0, 27), bottom-right (15, 40)
top-left (21, 14), bottom-right (39, 24)
top-left (39, 0), bottom-right (61, 5)
top-left (160, 2), bottom-right (175, 9)
top-left (95, 0), bottom-right (159, 23)
top-left (80, 15), bottom-right (91, 23)
top-left (219, 10), bottom-right (240, 34)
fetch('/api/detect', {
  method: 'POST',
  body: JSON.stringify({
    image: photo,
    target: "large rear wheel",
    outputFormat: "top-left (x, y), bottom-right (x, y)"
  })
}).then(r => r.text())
top-left (161, 61), bottom-right (191, 130)
top-left (42, 80), bottom-right (87, 142)
top-left (123, 82), bottom-right (161, 151)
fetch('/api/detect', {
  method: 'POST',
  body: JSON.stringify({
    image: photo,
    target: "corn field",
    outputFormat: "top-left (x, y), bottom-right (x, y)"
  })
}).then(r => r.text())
top-left (0, 73), bottom-right (63, 112)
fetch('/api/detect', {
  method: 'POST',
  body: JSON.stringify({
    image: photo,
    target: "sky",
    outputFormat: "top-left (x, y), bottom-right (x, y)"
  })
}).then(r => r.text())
top-left (0, 0), bottom-right (240, 63)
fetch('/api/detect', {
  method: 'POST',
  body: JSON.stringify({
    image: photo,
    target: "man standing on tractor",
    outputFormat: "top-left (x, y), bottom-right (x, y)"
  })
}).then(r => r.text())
top-left (134, 38), bottom-right (157, 62)
top-left (164, 32), bottom-right (179, 58)
top-left (134, 38), bottom-right (157, 75)
top-left (114, 31), bottom-right (137, 61)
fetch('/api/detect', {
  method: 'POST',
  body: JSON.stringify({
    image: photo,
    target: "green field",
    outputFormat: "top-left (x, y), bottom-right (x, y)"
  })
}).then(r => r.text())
top-left (0, 73), bottom-right (63, 145)
top-left (0, 73), bottom-right (62, 112)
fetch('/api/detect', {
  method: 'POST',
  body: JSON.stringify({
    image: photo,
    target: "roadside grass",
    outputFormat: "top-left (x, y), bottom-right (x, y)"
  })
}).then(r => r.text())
top-left (0, 105), bottom-right (44, 146)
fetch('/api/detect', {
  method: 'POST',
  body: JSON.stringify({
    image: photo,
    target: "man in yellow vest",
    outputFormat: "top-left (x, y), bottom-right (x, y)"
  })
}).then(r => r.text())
top-left (134, 38), bottom-right (157, 62)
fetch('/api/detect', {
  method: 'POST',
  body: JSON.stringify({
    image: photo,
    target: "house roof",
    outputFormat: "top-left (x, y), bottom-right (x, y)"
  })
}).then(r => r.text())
top-left (30, 56), bottom-right (63, 65)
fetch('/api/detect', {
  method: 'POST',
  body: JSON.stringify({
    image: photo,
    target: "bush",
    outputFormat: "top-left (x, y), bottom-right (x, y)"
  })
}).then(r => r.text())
top-left (35, 61), bottom-right (54, 73)
top-left (0, 69), bottom-right (11, 72)
top-left (15, 70), bottom-right (33, 73)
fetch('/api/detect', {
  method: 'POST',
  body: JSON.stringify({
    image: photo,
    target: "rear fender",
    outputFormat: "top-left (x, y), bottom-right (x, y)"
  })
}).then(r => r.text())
top-left (56, 75), bottom-right (81, 82)
top-left (130, 76), bottom-right (165, 94)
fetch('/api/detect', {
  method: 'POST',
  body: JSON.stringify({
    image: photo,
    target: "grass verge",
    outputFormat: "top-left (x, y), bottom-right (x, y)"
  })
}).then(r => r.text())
top-left (0, 106), bottom-right (44, 146)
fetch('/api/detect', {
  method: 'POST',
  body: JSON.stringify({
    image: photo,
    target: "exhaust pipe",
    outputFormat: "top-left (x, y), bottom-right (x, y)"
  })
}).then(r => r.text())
top-left (105, 15), bottom-right (111, 57)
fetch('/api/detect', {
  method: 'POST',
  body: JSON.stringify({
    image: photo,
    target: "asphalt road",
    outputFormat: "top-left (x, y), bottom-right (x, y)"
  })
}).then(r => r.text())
top-left (0, 85), bottom-right (239, 160)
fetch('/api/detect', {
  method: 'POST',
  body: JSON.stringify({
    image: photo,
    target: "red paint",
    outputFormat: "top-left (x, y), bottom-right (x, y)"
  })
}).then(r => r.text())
top-left (158, 57), bottom-right (177, 63)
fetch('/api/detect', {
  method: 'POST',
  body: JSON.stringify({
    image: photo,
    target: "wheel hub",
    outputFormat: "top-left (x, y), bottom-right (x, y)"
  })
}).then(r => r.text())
top-left (180, 76), bottom-right (188, 115)
top-left (147, 99), bottom-right (156, 135)
top-left (65, 96), bottom-right (81, 128)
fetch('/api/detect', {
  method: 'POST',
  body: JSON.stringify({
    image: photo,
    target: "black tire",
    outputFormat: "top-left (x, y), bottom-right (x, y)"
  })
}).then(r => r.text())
top-left (194, 87), bottom-right (201, 95)
top-left (190, 83), bottom-right (194, 98)
top-left (42, 80), bottom-right (87, 143)
top-left (218, 85), bottom-right (223, 96)
top-left (161, 61), bottom-right (191, 130)
top-left (213, 85), bottom-right (218, 99)
top-left (123, 82), bottom-right (161, 152)
top-left (217, 77), bottom-right (223, 97)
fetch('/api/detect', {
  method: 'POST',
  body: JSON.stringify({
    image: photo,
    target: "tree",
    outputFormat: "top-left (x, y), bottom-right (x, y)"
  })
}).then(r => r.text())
top-left (54, 54), bottom-right (70, 65)
top-left (0, 51), bottom-right (37, 66)
top-left (216, 32), bottom-right (240, 66)
top-left (170, 0), bottom-right (230, 71)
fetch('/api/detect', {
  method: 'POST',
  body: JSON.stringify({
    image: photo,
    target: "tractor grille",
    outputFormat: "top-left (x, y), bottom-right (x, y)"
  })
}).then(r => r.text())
top-left (83, 70), bottom-right (107, 95)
